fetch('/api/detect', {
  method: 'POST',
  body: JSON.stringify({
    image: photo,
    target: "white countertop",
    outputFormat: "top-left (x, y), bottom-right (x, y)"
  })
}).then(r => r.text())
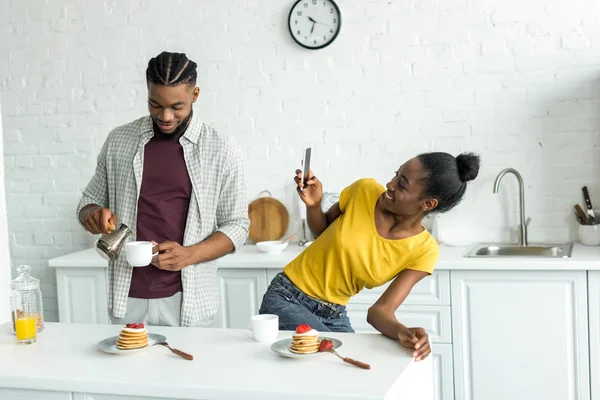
top-left (0, 322), bottom-right (432, 400)
top-left (48, 242), bottom-right (600, 270)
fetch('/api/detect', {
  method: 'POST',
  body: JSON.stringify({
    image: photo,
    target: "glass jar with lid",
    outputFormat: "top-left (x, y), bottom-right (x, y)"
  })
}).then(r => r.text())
top-left (10, 265), bottom-right (44, 343)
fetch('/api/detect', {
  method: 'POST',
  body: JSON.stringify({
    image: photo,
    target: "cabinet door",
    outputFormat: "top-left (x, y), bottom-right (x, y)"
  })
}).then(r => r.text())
top-left (347, 304), bottom-right (452, 343)
top-left (432, 343), bottom-right (454, 400)
top-left (451, 270), bottom-right (590, 400)
top-left (352, 271), bottom-right (450, 306)
top-left (266, 269), bottom-right (283, 285)
top-left (590, 271), bottom-right (600, 400)
top-left (55, 267), bottom-right (108, 324)
top-left (213, 269), bottom-right (267, 329)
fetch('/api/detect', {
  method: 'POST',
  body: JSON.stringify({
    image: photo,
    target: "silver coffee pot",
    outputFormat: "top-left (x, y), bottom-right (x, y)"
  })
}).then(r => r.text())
top-left (95, 223), bottom-right (132, 261)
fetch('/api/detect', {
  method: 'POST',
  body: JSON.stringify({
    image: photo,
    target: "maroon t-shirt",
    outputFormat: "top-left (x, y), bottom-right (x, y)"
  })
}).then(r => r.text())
top-left (128, 129), bottom-right (191, 299)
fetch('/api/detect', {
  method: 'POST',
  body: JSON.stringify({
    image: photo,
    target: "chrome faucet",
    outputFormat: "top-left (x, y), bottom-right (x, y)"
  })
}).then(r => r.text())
top-left (493, 168), bottom-right (530, 246)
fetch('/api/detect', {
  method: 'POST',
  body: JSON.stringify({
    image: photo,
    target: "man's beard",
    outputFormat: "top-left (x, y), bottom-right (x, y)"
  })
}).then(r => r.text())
top-left (152, 110), bottom-right (193, 140)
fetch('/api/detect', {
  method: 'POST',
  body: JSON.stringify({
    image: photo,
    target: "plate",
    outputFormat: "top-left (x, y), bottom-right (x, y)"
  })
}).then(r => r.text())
top-left (96, 333), bottom-right (166, 355)
top-left (270, 337), bottom-right (343, 359)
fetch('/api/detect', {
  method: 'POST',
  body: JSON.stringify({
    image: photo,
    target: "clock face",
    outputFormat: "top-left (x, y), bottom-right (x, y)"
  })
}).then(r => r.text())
top-left (288, 0), bottom-right (341, 50)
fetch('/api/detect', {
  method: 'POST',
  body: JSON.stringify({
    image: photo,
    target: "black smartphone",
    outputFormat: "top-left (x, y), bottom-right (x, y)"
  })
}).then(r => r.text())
top-left (302, 147), bottom-right (312, 189)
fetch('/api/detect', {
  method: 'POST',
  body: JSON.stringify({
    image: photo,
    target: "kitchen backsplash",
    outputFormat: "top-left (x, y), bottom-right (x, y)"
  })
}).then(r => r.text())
top-left (1, 0), bottom-right (599, 320)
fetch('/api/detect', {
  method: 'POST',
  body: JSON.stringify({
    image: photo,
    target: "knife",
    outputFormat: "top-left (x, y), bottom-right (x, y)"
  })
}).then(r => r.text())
top-left (574, 204), bottom-right (589, 225)
top-left (582, 186), bottom-right (596, 224)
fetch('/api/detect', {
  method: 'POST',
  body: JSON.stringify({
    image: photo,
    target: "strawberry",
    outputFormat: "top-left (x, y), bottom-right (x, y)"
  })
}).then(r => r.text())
top-left (137, 323), bottom-right (144, 329)
top-left (319, 339), bottom-right (334, 352)
top-left (125, 323), bottom-right (135, 328)
top-left (125, 323), bottom-right (144, 329)
top-left (295, 323), bottom-right (312, 334)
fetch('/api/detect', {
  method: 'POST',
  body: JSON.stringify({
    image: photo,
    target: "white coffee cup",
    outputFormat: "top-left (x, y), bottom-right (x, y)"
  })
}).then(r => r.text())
top-left (249, 314), bottom-right (279, 344)
top-left (125, 241), bottom-right (157, 267)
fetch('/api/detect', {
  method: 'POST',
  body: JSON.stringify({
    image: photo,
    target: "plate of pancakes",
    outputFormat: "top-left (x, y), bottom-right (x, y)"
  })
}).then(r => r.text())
top-left (97, 323), bottom-right (166, 355)
top-left (271, 337), bottom-right (343, 359)
top-left (271, 324), bottom-right (342, 359)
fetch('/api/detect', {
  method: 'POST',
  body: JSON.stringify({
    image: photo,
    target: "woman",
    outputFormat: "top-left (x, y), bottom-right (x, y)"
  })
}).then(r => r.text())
top-left (259, 152), bottom-right (480, 361)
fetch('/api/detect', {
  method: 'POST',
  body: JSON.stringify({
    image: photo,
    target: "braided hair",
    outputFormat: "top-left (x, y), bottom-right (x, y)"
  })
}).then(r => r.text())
top-left (146, 51), bottom-right (197, 86)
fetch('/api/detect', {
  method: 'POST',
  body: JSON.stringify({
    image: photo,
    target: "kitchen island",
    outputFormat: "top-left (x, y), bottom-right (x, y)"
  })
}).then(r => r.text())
top-left (0, 322), bottom-right (433, 400)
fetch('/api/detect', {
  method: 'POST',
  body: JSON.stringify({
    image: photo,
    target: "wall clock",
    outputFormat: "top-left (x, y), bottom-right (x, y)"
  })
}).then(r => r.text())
top-left (288, 0), bottom-right (341, 50)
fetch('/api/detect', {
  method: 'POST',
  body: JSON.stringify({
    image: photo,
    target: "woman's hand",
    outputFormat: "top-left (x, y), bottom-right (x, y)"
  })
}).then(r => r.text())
top-left (294, 168), bottom-right (323, 207)
top-left (397, 326), bottom-right (431, 361)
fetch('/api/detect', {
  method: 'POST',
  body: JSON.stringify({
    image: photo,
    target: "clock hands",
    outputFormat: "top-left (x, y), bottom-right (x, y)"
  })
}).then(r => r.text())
top-left (307, 15), bottom-right (316, 35)
top-left (307, 15), bottom-right (330, 27)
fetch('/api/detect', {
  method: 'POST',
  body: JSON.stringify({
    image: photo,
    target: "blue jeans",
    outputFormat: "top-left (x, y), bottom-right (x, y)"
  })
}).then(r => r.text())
top-left (259, 272), bottom-right (355, 333)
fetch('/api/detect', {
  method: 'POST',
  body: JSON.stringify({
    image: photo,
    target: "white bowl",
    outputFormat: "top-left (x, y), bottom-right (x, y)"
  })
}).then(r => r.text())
top-left (256, 241), bottom-right (289, 254)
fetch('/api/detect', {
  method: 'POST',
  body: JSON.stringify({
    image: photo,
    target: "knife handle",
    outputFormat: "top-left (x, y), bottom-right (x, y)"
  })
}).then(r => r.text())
top-left (582, 186), bottom-right (594, 210)
top-left (574, 205), bottom-right (589, 224)
top-left (343, 357), bottom-right (371, 370)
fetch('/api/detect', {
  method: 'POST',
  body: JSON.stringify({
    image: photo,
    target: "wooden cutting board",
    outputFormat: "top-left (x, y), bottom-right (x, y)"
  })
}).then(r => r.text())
top-left (248, 192), bottom-right (289, 243)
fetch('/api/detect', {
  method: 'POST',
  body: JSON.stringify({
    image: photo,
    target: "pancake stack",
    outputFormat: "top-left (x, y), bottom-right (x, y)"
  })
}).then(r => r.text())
top-left (116, 323), bottom-right (149, 350)
top-left (290, 323), bottom-right (320, 354)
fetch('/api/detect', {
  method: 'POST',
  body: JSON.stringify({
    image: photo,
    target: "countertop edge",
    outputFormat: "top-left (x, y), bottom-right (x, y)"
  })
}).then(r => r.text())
top-left (47, 243), bottom-right (600, 270)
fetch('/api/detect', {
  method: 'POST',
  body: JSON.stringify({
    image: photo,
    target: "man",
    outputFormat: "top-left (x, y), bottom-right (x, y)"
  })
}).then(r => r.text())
top-left (77, 51), bottom-right (249, 327)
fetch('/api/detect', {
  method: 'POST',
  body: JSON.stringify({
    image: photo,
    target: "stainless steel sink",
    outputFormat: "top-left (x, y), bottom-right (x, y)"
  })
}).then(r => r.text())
top-left (464, 243), bottom-right (574, 258)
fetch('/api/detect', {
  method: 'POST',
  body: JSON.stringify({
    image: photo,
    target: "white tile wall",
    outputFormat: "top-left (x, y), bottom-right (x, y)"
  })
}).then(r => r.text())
top-left (1, 0), bottom-right (599, 320)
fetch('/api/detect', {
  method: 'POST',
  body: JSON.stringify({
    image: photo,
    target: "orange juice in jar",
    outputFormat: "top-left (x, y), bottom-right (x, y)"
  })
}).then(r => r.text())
top-left (15, 314), bottom-right (36, 344)
top-left (10, 265), bottom-right (45, 342)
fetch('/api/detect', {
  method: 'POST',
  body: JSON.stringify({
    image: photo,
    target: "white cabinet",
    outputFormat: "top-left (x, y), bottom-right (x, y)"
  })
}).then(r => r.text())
top-left (55, 267), bottom-right (108, 324)
top-left (212, 269), bottom-right (267, 329)
top-left (451, 270), bottom-right (590, 400)
top-left (350, 270), bottom-right (451, 306)
top-left (432, 343), bottom-right (454, 400)
top-left (347, 304), bottom-right (452, 343)
top-left (349, 271), bottom-right (453, 400)
top-left (590, 271), bottom-right (600, 400)
top-left (266, 269), bottom-right (281, 285)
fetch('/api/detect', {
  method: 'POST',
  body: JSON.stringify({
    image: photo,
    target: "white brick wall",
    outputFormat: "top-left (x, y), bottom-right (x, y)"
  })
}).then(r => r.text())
top-left (1, 0), bottom-right (600, 321)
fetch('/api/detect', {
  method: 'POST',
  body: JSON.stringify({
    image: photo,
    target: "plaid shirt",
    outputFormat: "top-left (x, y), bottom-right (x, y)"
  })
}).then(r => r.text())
top-left (77, 115), bottom-right (250, 326)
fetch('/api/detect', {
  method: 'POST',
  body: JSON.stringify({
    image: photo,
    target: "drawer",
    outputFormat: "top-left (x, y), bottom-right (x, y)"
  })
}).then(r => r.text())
top-left (350, 270), bottom-right (450, 306)
top-left (346, 304), bottom-right (452, 344)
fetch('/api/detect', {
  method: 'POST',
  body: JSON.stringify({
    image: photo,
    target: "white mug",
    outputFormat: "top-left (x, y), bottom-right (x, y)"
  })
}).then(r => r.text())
top-left (125, 241), bottom-right (157, 267)
top-left (249, 314), bottom-right (279, 344)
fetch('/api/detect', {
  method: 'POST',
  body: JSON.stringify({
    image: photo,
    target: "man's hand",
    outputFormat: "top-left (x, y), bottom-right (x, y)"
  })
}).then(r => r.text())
top-left (397, 326), bottom-right (431, 361)
top-left (151, 241), bottom-right (194, 271)
top-left (82, 206), bottom-right (118, 235)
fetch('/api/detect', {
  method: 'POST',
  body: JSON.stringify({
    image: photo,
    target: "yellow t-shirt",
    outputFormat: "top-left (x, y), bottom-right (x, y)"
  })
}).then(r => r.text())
top-left (283, 178), bottom-right (439, 305)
